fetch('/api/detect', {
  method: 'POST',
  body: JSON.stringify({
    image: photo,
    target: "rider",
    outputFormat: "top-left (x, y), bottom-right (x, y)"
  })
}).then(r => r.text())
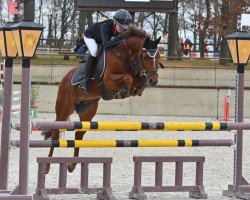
top-left (78, 9), bottom-right (132, 91)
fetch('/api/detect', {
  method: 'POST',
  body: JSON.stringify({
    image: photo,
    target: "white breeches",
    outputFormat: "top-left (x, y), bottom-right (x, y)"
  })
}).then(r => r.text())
top-left (84, 36), bottom-right (98, 57)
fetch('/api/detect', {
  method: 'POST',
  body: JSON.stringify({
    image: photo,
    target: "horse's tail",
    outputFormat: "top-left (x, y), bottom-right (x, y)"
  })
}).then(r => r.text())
top-left (41, 130), bottom-right (54, 140)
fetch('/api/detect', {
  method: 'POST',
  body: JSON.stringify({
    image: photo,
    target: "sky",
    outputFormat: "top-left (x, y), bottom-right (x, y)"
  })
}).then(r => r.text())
top-left (241, 13), bottom-right (250, 29)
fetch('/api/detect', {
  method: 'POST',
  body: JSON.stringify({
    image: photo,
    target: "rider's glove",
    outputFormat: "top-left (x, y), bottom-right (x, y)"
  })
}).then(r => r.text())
top-left (104, 35), bottom-right (123, 50)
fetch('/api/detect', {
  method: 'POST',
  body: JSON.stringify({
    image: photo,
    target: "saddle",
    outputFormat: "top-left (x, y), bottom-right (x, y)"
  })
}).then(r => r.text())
top-left (71, 51), bottom-right (115, 100)
top-left (71, 52), bottom-right (106, 85)
top-left (71, 38), bottom-right (123, 100)
top-left (71, 35), bottom-right (124, 85)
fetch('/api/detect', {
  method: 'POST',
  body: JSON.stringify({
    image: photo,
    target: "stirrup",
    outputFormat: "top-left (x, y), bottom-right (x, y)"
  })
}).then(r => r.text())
top-left (78, 79), bottom-right (90, 91)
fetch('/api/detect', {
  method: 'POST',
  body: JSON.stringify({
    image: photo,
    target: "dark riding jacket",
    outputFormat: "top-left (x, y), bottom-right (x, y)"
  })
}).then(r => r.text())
top-left (84, 19), bottom-right (118, 46)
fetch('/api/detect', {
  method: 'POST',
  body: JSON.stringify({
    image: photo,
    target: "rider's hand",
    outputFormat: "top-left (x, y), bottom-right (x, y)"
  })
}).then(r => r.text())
top-left (104, 35), bottom-right (123, 50)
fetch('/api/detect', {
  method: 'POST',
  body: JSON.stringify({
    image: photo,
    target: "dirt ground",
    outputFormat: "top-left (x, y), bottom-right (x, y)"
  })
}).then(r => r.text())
top-left (6, 113), bottom-right (250, 200)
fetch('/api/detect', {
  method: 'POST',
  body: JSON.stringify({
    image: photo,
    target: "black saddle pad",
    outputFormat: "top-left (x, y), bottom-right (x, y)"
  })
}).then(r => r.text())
top-left (71, 52), bottom-right (106, 85)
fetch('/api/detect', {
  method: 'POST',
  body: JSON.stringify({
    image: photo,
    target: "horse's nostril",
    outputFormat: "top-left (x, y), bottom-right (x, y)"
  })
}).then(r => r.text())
top-left (153, 79), bottom-right (158, 86)
top-left (149, 79), bottom-right (158, 87)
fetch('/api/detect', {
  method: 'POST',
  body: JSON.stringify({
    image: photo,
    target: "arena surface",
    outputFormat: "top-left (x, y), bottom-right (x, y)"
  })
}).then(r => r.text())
top-left (7, 113), bottom-right (250, 200)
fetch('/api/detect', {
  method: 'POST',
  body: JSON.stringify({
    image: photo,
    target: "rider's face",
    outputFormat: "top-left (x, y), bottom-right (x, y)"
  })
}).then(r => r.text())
top-left (115, 24), bottom-right (125, 33)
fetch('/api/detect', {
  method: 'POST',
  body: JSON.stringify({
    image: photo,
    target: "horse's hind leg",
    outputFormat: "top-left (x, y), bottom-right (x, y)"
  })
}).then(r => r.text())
top-left (45, 130), bottom-right (60, 174)
top-left (68, 99), bottom-right (99, 172)
top-left (45, 100), bottom-right (75, 174)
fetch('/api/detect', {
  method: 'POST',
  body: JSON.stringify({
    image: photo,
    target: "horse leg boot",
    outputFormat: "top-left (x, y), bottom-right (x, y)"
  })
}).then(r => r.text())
top-left (78, 55), bottom-right (98, 91)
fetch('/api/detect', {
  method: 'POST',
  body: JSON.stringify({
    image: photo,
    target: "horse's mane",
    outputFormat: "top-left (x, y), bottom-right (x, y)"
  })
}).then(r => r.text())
top-left (121, 26), bottom-right (148, 38)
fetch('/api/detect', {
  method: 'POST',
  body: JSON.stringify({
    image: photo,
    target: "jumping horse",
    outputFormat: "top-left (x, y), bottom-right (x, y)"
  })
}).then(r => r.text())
top-left (42, 27), bottom-right (165, 173)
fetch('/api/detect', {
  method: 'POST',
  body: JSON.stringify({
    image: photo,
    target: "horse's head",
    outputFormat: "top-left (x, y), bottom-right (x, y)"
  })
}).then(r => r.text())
top-left (107, 27), bottom-right (165, 97)
top-left (139, 36), bottom-right (162, 87)
top-left (119, 28), bottom-right (164, 87)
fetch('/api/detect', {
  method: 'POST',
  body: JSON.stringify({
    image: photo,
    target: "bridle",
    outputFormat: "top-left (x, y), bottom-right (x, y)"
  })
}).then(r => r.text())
top-left (113, 38), bottom-right (158, 79)
top-left (139, 48), bottom-right (159, 79)
top-left (114, 39), bottom-right (140, 73)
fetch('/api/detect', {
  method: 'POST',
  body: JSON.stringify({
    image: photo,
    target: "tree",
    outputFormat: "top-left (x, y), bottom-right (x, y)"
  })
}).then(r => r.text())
top-left (219, 0), bottom-right (231, 65)
top-left (197, 0), bottom-right (211, 58)
top-left (179, 0), bottom-right (248, 62)
top-left (168, 11), bottom-right (178, 58)
top-left (23, 0), bottom-right (34, 21)
top-left (178, 0), bottom-right (204, 51)
top-left (37, 0), bottom-right (43, 24)
top-left (46, 12), bottom-right (53, 46)
top-left (57, 0), bottom-right (76, 50)
top-left (78, 11), bottom-right (85, 34)
top-left (219, 0), bottom-right (248, 65)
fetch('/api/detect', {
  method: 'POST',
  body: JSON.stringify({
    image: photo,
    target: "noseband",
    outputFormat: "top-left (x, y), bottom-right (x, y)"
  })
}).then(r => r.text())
top-left (114, 38), bottom-right (158, 79)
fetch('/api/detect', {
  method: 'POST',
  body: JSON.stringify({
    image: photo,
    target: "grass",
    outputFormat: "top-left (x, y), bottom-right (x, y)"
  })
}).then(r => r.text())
top-left (31, 54), bottom-right (80, 65)
top-left (0, 54), bottom-right (249, 69)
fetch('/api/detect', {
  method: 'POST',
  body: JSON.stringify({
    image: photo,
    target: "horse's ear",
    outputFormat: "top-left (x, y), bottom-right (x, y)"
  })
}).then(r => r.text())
top-left (154, 36), bottom-right (161, 46)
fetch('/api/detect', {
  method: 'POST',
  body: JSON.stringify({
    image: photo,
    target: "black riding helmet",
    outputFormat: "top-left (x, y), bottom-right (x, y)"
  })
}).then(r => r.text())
top-left (113, 9), bottom-right (132, 30)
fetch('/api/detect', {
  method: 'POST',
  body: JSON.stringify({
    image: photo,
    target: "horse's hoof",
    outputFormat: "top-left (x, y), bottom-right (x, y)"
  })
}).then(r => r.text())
top-left (67, 163), bottom-right (76, 173)
top-left (41, 131), bottom-right (53, 140)
top-left (130, 88), bottom-right (138, 96)
top-left (122, 89), bottom-right (130, 98)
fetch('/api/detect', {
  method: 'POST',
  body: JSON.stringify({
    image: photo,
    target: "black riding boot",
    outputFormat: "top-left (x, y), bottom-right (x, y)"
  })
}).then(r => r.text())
top-left (78, 55), bottom-right (97, 91)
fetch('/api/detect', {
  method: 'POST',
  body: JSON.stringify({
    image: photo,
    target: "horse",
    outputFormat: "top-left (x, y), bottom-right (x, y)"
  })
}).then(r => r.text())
top-left (42, 27), bottom-right (165, 174)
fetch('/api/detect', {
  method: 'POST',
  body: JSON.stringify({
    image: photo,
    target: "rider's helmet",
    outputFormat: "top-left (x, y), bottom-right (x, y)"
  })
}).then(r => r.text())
top-left (113, 9), bottom-right (132, 30)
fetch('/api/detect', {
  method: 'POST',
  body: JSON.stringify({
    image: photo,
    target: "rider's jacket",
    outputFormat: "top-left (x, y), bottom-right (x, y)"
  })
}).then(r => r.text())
top-left (183, 43), bottom-right (190, 51)
top-left (84, 19), bottom-right (118, 46)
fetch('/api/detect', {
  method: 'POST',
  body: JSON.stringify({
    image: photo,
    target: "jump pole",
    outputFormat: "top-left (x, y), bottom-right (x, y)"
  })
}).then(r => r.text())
top-left (11, 139), bottom-right (234, 148)
top-left (11, 121), bottom-right (250, 131)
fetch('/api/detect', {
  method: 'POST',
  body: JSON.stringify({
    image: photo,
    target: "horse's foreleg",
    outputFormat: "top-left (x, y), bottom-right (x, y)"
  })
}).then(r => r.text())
top-left (105, 74), bottom-right (133, 99)
top-left (130, 82), bottom-right (147, 97)
top-left (68, 99), bottom-right (99, 173)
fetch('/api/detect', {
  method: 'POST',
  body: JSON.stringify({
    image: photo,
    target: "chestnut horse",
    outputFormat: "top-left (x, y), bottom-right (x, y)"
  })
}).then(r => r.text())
top-left (43, 27), bottom-right (164, 173)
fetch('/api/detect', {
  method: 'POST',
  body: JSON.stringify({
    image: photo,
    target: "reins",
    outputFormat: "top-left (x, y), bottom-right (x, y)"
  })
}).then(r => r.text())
top-left (114, 38), bottom-right (141, 74)
top-left (113, 37), bottom-right (158, 79)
